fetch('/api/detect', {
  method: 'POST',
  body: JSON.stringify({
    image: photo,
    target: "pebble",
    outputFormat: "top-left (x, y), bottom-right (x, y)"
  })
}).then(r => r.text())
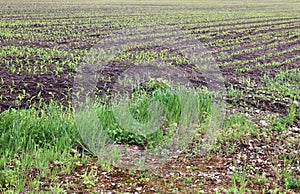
top-left (136, 187), bottom-right (142, 191)
top-left (259, 120), bottom-right (268, 126)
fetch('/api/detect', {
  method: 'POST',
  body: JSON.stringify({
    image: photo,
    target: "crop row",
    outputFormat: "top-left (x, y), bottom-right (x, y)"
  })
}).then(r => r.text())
top-left (0, 3), bottom-right (299, 113)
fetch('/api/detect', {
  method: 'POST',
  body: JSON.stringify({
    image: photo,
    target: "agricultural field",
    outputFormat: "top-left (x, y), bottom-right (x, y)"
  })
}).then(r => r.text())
top-left (0, 0), bottom-right (299, 193)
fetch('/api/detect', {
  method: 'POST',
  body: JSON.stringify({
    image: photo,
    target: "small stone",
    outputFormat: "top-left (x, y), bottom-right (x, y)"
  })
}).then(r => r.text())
top-left (257, 158), bottom-right (263, 163)
top-left (136, 187), bottom-right (142, 191)
top-left (259, 120), bottom-right (268, 126)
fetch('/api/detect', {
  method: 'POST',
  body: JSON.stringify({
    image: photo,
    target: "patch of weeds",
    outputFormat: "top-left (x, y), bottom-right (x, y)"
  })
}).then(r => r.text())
top-left (267, 187), bottom-right (281, 194)
top-left (54, 152), bottom-right (80, 175)
top-left (271, 155), bottom-right (300, 192)
top-left (98, 160), bottom-right (113, 173)
top-left (0, 171), bottom-right (26, 192)
top-left (80, 167), bottom-right (98, 188)
top-left (0, 169), bottom-right (19, 189)
top-left (94, 78), bottom-right (213, 149)
top-left (0, 103), bottom-right (80, 159)
top-left (139, 176), bottom-right (150, 182)
top-left (213, 114), bottom-right (256, 152)
top-left (0, 156), bottom-right (28, 192)
top-left (254, 172), bottom-right (267, 185)
top-left (184, 177), bottom-right (193, 183)
top-left (284, 175), bottom-right (300, 190)
top-left (47, 184), bottom-right (67, 194)
top-left (29, 179), bottom-right (43, 191)
top-left (222, 166), bottom-right (248, 194)
top-left (271, 106), bottom-right (296, 131)
top-left (227, 85), bottom-right (244, 105)
top-left (32, 148), bottom-right (62, 178)
top-left (261, 69), bottom-right (300, 101)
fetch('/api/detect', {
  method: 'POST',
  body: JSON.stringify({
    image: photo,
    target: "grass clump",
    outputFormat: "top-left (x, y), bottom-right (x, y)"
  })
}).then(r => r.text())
top-left (0, 104), bottom-right (80, 192)
top-left (0, 104), bottom-right (79, 158)
top-left (271, 106), bottom-right (297, 131)
top-left (94, 78), bottom-right (214, 148)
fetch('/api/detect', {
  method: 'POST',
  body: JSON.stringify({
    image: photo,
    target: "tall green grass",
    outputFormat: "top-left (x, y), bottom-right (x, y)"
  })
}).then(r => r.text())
top-left (0, 82), bottom-right (217, 190)
top-left (0, 104), bottom-right (80, 191)
top-left (75, 79), bottom-right (215, 149)
top-left (0, 104), bottom-right (79, 159)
